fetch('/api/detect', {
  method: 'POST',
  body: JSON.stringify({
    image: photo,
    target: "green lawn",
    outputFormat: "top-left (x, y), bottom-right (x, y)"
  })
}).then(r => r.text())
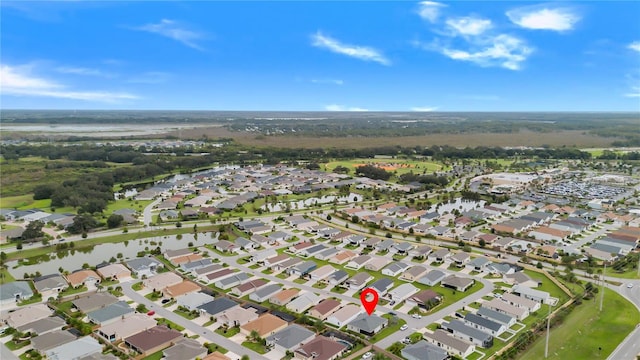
top-left (242, 341), bottom-right (268, 354)
top-left (370, 314), bottom-right (407, 342)
top-left (174, 307), bottom-right (199, 320)
top-left (132, 282), bottom-right (143, 291)
top-left (142, 350), bottom-right (164, 360)
top-left (0, 268), bottom-right (16, 285)
top-left (603, 267), bottom-right (640, 280)
top-left (156, 318), bottom-right (185, 331)
top-left (519, 288), bottom-right (640, 360)
top-left (523, 270), bottom-right (571, 303)
top-left (323, 159), bottom-right (444, 177)
top-left (215, 326), bottom-right (240, 338)
top-left (59, 285), bottom-right (88, 297)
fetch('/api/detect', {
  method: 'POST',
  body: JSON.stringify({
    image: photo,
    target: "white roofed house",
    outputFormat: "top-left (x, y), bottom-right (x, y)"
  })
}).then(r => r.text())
top-left (381, 262), bottom-right (410, 277)
top-left (387, 283), bottom-right (419, 303)
top-left (309, 265), bottom-right (336, 282)
top-left (450, 252), bottom-right (471, 268)
top-left (326, 303), bottom-right (363, 328)
top-left (286, 293), bottom-right (321, 313)
top-left (345, 255), bottom-right (372, 270)
top-left (96, 263), bottom-right (132, 282)
top-left (511, 285), bottom-right (552, 305)
top-left (501, 292), bottom-right (541, 313)
top-left (249, 284), bottom-right (282, 303)
top-left (401, 266), bottom-right (429, 282)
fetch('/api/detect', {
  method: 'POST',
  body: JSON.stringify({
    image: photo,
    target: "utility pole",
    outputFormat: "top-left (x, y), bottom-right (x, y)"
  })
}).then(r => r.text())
top-left (544, 303), bottom-right (551, 358)
top-left (599, 262), bottom-right (606, 312)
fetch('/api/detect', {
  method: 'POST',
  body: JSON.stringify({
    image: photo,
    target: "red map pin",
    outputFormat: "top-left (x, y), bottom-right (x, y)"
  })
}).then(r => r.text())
top-left (360, 288), bottom-right (379, 315)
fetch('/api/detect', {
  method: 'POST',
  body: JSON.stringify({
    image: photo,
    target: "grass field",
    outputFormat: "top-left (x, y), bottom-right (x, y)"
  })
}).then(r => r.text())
top-left (519, 288), bottom-right (640, 360)
top-left (324, 158), bottom-right (444, 175)
top-left (175, 126), bottom-right (616, 148)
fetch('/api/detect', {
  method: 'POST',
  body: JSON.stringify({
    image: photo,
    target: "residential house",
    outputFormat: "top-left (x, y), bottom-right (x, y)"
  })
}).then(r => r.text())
top-left (235, 237), bottom-right (257, 250)
top-left (476, 307), bottom-right (517, 327)
top-left (314, 248), bottom-right (340, 261)
top-left (143, 272), bottom-right (182, 292)
top-left (401, 340), bottom-right (448, 360)
top-left (347, 273), bottom-right (373, 290)
top-left (450, 252), bottom-right (471, 267)
top-left (264, 254), bottom-right (289, 267)
top-left (441, 276), bottom-right (475, 292)
top-left (71, 293), bottom-right (118, 313)
top-left (363, 257), bottom-right (389, 272)
top-left (96, 264), bottom-right (132, 282)
top-left (406, 290), bottom-right (442, 310)
top-left (467, 258), bottom-right (491, 272)
top-left (393, 242), bottom-right (414, 255)
top-left (97, 313), bottom-right (157, 342)
top-left (163, 281), bottom-right (200, 299)
top-left (175, 292), bottom-right (215, 311)
top-left (124, 325), bottom-right (183, 356)
top-left (2, 304), bottom-right (52, 328)
top-left (33, 274), bottom-right (68, 299)
top-left (442, 320), bottom-right (493, 348)
top-left (511, 285), bottom-right (550, 305)
top-left (347, 313), bottom-right (388, 336)
top-left (382, 262), bottom-right (410, 277)
top-left (45, 336), bottom-right (103, 360)
top-left (16, 316), bottom-right (66, 336)
top-left (164, 248), bottom-right (194, 261)
top-left (163, 339), bottom-right (207, 360)
top-left (388, 283), bottom-right (419, 303)
top-left (326, 304), bottom-right (362, 328)
top-left (503, 272), bottom-right (538, 288)
top-left (30, 330), bottom-right (76, 354)
top-left (409, 245), bottom-right (433, 259)
top-left (215, 240), bottom-right (236, 253)
top-left (125, 257), bottom-right (162, 277)
top-left (240, 314), bottom-right (288, 338)
top-left (270, 288), bottom-right (300, 306)
top-left (66, 270), bottom-right (101, 288)
top-left (401, 266), bottom-right (429, 282)
top-left (424, 330), bottom-right (475, 358)
top-left (484, 298), bottom-right (529, 320)
top-left (231, 279), bottom-right (268, 297)
top-left (288, 261), bottom-right (317, 277)
top-left (375, 239), bottom-right (395, 252)
top-left (308, 298), bottom-right (342, 320)
top-left (310, 265), bottom-right (336, 281)
top-left (327, 270), bottom-right (349, 286)
top-left (299, 244), bottom-right (327, 258)
top-left (464, 313), bottom-right (507, 336)
top-left (274, 258), bottom-right (303, 272)
top-left (345, 255), bottom-right (372, 270)
top-left (249, 284), bottom-right (281, 302)
top-left (86, 301), bottom-right (134, 326)
top-left (205, 269), bottom-right (237, 284)
top-left (197, 298), bottom-right (239, 317)
top-left (286, 293), bottom-right (321, 313)
top-left (429, 248), bottom-right (451, 263)
top-left (369, 278), bottom-right (394, 296)
top-left (194, 264), bottom-right (224, 281)
top-left (330, 250), bottom-right (358, 265)
top-left (215, 273), bottom-right (250, 290)
top-left (266, 325), bottom-right (316, 354)
top-left (294, 335), bottom-right (347, 360)
top-left (218, 307), bottom-right (259, 327)
top-left (418, 270), bottom-right (447, 287)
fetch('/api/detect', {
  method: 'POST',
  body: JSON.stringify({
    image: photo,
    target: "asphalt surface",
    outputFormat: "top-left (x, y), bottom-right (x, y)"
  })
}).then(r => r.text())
top-left (607, 279), bottom-right (640, 360)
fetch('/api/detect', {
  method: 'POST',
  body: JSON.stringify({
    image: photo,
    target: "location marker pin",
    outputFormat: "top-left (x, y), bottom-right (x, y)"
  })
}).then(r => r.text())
top-left (360, 287), bottom-right (379, 316)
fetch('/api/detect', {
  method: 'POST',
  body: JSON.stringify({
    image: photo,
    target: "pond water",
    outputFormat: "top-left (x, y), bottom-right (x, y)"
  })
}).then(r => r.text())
top-left (429, 198), bottom-right (485, 214)
top-left (7, 232), bottom-right (218, 277)
top-left (114, 189), bottom-right (138, 200)
top-left (261, 193), bottom-right (361, 212)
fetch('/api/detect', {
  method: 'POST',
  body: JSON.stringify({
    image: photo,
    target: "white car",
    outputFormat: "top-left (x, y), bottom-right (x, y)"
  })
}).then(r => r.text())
top-left (362, 352), bottom-right (373, 359)
top-left (627, 283), bottom-right (634, 288)
top-left (412, 314), bottom-right (422, 319)
top-left (400, 324), bottom-right (409, 331)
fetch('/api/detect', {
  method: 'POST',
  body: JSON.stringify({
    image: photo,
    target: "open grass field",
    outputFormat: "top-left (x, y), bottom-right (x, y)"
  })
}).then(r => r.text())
top-left (0, 157), bottom-right (118, 197)
top-left (324, 158), bottom-right (445, 175)
top-left (519, 288), bottom-right (639, 360)
top-left (174, 126), bottom-right (616, 148)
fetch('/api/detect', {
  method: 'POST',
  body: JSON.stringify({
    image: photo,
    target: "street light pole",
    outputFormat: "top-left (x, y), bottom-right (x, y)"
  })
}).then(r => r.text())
top-left (599, 262), bottom-right (606, 312)
top-left (545, 303), bottom-right (551, 358)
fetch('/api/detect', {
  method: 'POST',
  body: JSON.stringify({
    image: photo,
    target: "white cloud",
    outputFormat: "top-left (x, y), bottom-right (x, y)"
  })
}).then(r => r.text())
top-left (417, 1), bottom-right (446, 23)
top-left (625, 86), bottom-right (640, 98)
top-left (506, 6), bottom-right (580, 31)
top-left (446, 17), bottom-right (492, 36)
top-left (1, 64), bottom-right (138, 102)
top-left (411, 106), bottom-right (438, 111)
top-left (133, 19), bottom-right (204, 50)
top-left (311, 79), bottom-right (344, 85)
top-left (325, 104), bottom-right (368, 111)
top-left (439, 34), bottom-right (534, 70)
top-left (311, 32), bottom-right (390, 65)
top-left (56, 66), bottom-right (113, 77)
top-left (628, 41), bottom-right (640, 52)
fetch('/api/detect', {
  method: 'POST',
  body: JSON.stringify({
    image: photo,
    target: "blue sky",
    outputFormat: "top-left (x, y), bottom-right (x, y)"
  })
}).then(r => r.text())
top-left (1, 1), bottom-right (639, 111)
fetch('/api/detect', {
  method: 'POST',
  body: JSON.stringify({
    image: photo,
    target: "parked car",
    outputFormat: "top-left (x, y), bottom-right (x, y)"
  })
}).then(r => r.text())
top-left (147, 310), bottom-right (155, 316)
top-left (362, 352), bottom-right (373, 359)
top-left (411, 314), bottom-right (422, 319)
top-left (627, 283), bottom-right (634, 288)
top-left (400, 324), bottom-right (408, 331)
top-left (161, 298), bottom-right (171, 304)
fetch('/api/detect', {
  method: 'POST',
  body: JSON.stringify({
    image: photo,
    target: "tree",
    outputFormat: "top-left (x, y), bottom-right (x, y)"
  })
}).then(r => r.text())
top-left (479, 239), bottom-right (486, 248)
top-left (67, 215), bottom-right (98, 234)
top-left (22, 220), bottom-right (45, 240)
top-left (241, 356), bottom-right (250, 360)
top-left (107, 214), bottom-right (124, 228)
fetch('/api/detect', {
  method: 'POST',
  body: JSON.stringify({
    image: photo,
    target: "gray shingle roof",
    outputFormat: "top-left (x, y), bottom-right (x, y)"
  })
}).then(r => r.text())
top-left (465, 313), bottom-right (503, 332)
top-left (266, 324), bottom-right (315, 349)
top-left (348, 313), bottom-right (388, 333)
top-left (87, 301), bottom-right (133, 324)
top-left (401, 340), bottom-right (448, 360)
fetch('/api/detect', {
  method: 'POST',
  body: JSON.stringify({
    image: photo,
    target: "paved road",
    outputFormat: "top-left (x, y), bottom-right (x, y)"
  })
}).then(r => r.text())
top-left (143, 198), bottom-right (162, 226)
top-left (607, 280), bottom-right (640, 360)
top-left (121, 281), bottom-right (269, 360)
top-left (0, 344), bottom-right (19, 360)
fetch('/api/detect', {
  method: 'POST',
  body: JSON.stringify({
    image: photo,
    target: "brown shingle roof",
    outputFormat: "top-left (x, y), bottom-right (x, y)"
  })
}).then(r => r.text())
top-left (125, 325), bottom-right (182, 353)
top-left (240, 314), bottom-right (288, 337)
